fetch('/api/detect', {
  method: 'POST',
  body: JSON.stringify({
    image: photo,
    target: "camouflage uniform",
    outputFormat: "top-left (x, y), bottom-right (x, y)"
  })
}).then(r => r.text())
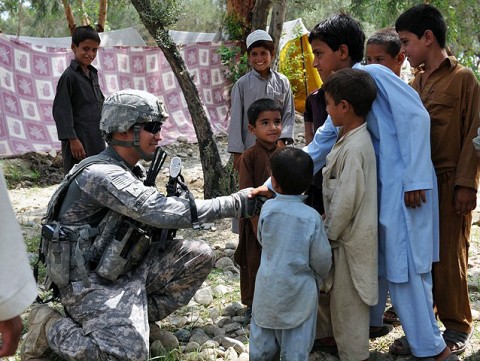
top-left (40, 90), bottom-right (252, 360)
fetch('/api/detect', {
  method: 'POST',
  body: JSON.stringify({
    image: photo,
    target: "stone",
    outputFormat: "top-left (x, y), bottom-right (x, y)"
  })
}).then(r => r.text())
top-left (216, 316), bottom-right (233, 328)
top-left (150, 340), bottom-right (166, 357)
top-left (238, 353), bottom-right (250, 361)
top-left (222, 302), bottom-right (243, 317)
top-left (201, 339), bottom-right (220, 349)
top-left (184, 341), bottom-right (201, 353)
top-left (190, 328), bottom-right (210, 345)
top-left (175, 328), bottom-right (191, 343)
top-left (224, 347), bottom-right (239, 361)
top-left (155, 330), bottom-right (179, 351)
top-left (194, 287), bottom-right (214, 305)
top-left (208, 307), bottom-right (221, 321)
top-left (213, 285), bottom-right (229, 297)
top-left (220, 336), bottom-right (246, 354)
top-left (215, 256), bottom-right (235, 270)
top-left (177, 136), bottom-right (189, 143)
top-left (204, 323), bottom-right (225, 337)
top-left (223, 322), bottom-right (242, 334)
top-left (165, 315), bottom-right (188, 328)
top-left (225, 240), bottom-right (238, 249)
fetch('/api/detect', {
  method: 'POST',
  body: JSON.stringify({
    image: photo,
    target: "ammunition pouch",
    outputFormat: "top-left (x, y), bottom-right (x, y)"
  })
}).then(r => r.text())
top-left (42, 224), bottom-right (70, 288)
top-left (95, 217), bottom-right (151, 281)
top-left (42, 223), bottom-right (98, 288)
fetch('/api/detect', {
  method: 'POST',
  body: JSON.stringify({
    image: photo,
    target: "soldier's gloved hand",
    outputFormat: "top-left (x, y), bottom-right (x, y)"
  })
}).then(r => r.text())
top-left (231, 188), bottom-right (257, 218)
top-left (255, 195), bottom-right (268, 215)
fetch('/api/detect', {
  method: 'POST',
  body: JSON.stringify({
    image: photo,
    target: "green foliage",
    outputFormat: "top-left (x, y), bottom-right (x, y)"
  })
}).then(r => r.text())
top-left (146, 0), bottom-right (183, 28)
top-left (286, 0), bottom-right (350, 30)
top-left (460, 53), bottom-right (480, 80)
top-left (348, 0), bottom-right (479, 79)
top-left (223, 14), bottom-right (245, 41)
top-left (216, 13), bottom-right (249, 91)
top-left (218, 44), bottom-right (248, 86)
top-left (278, 26), bottom-right (307, 96)
top-left (0, 1), bottom-right (148, 38)
top-left (171, 0), bottom-right (224, 33)
top-left (278, 52), bottom-right (304, 95)
top-left (286, 0), bottom-right (479, 80)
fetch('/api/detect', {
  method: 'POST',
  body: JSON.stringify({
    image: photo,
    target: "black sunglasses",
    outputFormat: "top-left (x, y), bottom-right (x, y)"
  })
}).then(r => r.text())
top-left (142, 121), bottom-right (162, 134)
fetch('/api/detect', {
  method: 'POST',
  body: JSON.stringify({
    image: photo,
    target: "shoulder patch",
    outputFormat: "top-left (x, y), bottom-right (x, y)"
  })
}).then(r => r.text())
top-left (111, 174), bottom-right (135, 190)
top-left (124, 182), bottom-right (144, 198)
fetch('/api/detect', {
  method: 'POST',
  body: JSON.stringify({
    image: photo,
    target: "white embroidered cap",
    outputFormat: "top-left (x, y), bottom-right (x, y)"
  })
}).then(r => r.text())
top-left (246, 30), bottom-right (273, 49)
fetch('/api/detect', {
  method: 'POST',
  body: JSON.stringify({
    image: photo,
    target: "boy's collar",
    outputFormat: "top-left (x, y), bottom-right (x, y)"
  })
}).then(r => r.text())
top-left (251, 67), bottom-right (272, 79)
top-left (71, 59), bottom-right (97, 73)
top-left (417, 55), bottom-right (457, 73)
top-left (255, 138), bottom-right (277, 151)
top-left (274, 193), bottom-right (308, 202)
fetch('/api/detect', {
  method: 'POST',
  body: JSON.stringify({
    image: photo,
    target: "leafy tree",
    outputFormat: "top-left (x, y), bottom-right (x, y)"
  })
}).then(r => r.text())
top-left (349, 0), bottom-right (479, 77)
top-left (285, 0), bottom-right (479, 78)
top-left (130, 0), bottom-right (237, 198)
top-left (171, 0), bottom-right (225, 33)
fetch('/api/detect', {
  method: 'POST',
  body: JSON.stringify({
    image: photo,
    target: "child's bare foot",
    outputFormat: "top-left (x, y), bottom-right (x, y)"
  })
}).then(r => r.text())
top-left (406, 346), bottom-right (459, 361)
top-left (432, 346), bottom-right (457, 361)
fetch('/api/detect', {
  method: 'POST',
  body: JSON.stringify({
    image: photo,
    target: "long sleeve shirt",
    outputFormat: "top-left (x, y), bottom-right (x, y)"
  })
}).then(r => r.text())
top-left (411, 56), bottom-right (480, 190)
top-left (0, 170), bottom-right (37, 321)
top-left (52, 59), bottom-right (105, 156)
top-left (253, 194), bottom-right (331, 329)
top-left (322, 123), bottom-right (378, 305)
top-left (227, 69), bottom-right (295, 153)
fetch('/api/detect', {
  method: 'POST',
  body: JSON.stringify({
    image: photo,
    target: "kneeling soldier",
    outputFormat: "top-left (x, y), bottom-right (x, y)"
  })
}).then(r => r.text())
top-left (22, 89), bottom-right (257, 361)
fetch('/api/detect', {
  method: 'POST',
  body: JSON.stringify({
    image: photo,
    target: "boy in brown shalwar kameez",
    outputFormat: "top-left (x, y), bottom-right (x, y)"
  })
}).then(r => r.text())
top-left (234, 98), bottom-right (283, 323)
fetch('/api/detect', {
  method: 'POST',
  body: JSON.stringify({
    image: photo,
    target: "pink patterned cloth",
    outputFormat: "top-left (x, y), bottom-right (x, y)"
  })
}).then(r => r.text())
top-left (0, 36), bottom-right (231, 157)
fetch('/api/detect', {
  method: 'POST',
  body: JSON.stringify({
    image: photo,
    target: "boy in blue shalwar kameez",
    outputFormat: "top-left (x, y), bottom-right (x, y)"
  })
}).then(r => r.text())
top-left (249, 148), bottom-right (332, 361)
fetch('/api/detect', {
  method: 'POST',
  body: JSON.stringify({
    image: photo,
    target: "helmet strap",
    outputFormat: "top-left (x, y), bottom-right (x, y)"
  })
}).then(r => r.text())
top-left (108, 124), bottom-right (154, 161)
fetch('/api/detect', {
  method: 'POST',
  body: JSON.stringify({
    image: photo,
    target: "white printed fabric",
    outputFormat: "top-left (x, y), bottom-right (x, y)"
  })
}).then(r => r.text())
top-left (0, 35), bottom-right (231, 157)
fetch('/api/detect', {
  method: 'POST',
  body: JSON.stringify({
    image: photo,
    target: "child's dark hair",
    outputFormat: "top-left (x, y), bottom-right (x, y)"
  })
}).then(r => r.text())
top-left (72, 25), bottom-right (101, 46)
top-left (308, 13), bottom-right (365, 64)
top-left (323, 68), bottom-right (377, 118)
top-left (247, 98), bottom-right (283, 126)
top-left (395, 4), bottom-right (447, 48)
top-left (367, 28), bottom-right (401, 58)
top-left (247, 40), bottom-right (275, 55)
top-left (271, 148), bottom-right (313, 195)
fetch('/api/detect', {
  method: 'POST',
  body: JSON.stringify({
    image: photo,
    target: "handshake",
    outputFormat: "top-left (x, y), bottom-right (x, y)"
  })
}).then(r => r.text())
top-left (231, 188), bottom-right (269, 218)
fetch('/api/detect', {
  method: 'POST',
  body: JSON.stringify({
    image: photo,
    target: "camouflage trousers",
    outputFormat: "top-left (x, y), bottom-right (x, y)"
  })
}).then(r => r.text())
top-left (48, 239), bottom-right (214, 361)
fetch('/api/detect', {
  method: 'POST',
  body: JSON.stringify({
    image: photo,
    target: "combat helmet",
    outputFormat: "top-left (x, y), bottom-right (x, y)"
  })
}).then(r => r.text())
top-left (100, 89), bottom-right (168, 160)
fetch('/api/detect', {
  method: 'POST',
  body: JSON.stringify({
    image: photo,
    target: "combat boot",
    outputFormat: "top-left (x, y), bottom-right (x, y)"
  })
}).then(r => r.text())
top-left (21, 305), bottom-right (62, 361)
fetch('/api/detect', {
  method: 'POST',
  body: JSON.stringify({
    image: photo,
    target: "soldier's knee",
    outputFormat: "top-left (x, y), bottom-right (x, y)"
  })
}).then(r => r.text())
top-left (189, 239), bottom-right (215, 266)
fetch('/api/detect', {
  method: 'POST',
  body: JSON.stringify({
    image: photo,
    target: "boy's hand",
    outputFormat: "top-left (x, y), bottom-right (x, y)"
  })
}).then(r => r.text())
top-left (0, 316), bottom-right (23, 357)
top-left (69, 138), bottom-right (86, 160)
top-left (454, 186), bottom-right (477, 215)
top-left (404, 190), bottom-right (426, 208)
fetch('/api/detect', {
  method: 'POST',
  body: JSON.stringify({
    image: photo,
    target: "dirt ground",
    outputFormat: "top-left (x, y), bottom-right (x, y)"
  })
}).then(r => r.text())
top-left (3, 120), bottom-right (480, 360)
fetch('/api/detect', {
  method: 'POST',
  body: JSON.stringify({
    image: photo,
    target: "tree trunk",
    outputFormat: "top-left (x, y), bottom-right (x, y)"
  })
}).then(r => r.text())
top-left (62, 0), bottom-right (76, 35)
top-left (77, 0), bottom-right (90, 26)
top-left (269, 0), bottom-right (286, 70)
top-left (226, 0), bottom-right (256, 28)
top-left (97, 0), bottom-right (108, 33)
top-left (251, 0), bottom-right (273, 30)
top-left (131, 0), bottom-right (236, 198)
